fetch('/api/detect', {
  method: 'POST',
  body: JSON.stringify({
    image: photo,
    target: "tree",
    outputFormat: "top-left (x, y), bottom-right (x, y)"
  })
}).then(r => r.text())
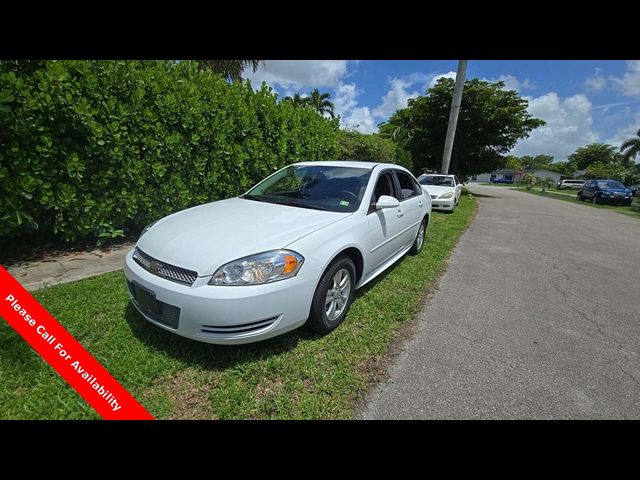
top-left (620, 128), bottom-right (640, 162)
top-left (503, 155), bottom-right (522, 170)
top-left (568, 143), bottom-right (620, 170)
top-left (196, 60), bottom-right (263, 81)
top-left (378, 108), bottom-right (413, 147)
top-left (307, 88), bottom-right (335, 118)
top-left (380, 78), bottom-right (544, 177)
top-left (521, 173), bottom-right (538, 191)
top-left (283, 93), bottom-right (308, 107)
top-left (519, 154), bottom-right (554, 170)
top-left (337, 130), bottom-right (412, 169)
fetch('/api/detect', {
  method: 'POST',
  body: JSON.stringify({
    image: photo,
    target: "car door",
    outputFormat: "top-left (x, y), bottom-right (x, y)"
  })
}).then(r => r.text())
top-left (392, 169), bottom-right (426, 249)
top-left (583, 180), bottom-right (594, 198)
top-left (364, 170), bottom-right (407, 274)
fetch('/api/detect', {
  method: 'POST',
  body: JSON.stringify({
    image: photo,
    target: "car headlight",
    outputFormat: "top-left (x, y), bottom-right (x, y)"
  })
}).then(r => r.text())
top-left (438, 192), bottom-right (454, 199)
top-left (209, 250), bottom-right (304, 286)
top-left (140, 221), bottom-right (158, 239)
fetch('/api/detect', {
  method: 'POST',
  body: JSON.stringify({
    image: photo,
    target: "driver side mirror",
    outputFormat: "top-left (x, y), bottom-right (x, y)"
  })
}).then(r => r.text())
top-left (375, 195), bottom-right (400, 209)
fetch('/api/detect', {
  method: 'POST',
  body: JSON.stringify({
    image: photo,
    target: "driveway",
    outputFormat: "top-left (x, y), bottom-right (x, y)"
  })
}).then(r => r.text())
top-left (360, 184), bottom-right (640, 419)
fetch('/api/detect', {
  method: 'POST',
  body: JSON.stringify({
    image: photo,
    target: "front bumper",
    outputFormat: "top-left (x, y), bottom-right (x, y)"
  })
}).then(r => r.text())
top-left (123, 249), bottom-right (316, 344)
top-left (598, 195), bottom-right (633, 205)
top-left (431, 197), bottom-right (455, 211)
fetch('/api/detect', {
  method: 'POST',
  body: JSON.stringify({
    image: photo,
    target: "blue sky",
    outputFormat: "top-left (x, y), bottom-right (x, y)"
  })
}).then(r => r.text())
top-left (244, 60), bottom-right (640, 162)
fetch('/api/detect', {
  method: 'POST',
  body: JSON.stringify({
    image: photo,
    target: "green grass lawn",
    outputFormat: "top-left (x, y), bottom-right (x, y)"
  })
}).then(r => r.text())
top-left (0, 195), bottom-right (476, 419)
top-left (512, 187), bottom-right (640, 219)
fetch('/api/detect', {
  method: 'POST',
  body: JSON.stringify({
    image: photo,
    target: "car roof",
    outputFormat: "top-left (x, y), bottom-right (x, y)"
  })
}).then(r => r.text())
top-left (418, 173), bottom-right (454, 177)
top-left (293, 160), bottom-right (409, 171)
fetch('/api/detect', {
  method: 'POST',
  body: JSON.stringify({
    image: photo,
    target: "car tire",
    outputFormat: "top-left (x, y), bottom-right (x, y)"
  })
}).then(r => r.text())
top-left (577, 192), bottom-right (583, 201)
top-left (307, 255), bottom-right (356, 335)
top-left (409, 217), bottom-right (427, 255)
top-left (592, 195), bottom-right (599, 205)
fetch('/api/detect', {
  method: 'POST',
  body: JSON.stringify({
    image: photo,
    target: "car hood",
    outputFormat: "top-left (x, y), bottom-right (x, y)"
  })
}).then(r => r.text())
top-left (600, 188), bottom-right (630, 194)
top-left (137, 197), bottom-right (349, 275)
top-left (421, 185), bottom-right (455, 197)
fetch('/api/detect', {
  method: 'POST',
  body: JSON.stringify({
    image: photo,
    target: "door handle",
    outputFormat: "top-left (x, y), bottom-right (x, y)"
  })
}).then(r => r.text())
top-left (396, 209), bottom-right (404, 218)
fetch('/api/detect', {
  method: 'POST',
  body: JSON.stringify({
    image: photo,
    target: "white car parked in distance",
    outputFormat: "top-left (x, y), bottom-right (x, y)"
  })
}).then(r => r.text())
top-left (124, 161), bottom-right (431, 344)
top-left (417, 174), bottom-right (463, 212)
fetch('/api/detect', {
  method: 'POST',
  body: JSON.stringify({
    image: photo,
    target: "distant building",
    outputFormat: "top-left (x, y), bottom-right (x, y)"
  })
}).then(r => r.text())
top-left (472, 169), bottom-right (516, 183)
top-left (473, 168), bottom-right (586, 184)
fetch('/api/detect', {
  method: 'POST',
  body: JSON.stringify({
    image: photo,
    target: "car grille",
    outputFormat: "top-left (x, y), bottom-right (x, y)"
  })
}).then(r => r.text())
top-left (430, 194), bottom-right (438, 199)
top-left (200, 316), bottom-right (280, 336)
top-left (132, 248), bottom-right (198, 286)
top-left (127, 281), bottom-right (181, 329)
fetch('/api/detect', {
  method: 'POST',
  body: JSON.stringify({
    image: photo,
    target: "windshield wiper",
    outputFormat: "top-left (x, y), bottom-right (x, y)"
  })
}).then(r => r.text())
top-left (274, 199), bottom-right (329, 211)
top-left (241, 194), bottom-right (269, 203)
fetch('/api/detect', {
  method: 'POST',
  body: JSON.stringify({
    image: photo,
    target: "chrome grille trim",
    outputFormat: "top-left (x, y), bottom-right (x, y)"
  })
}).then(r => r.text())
top-left (200, 316), bottom-right (280, 335)
top-left (132, 248), bottom-right (198, 286)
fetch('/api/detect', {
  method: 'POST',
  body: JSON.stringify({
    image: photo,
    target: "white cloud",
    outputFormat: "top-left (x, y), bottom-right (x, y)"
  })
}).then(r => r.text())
top-left (342, 107), bottom-right (377, 134)
top-left (333, 82), bottom-right (359, 118)
top-left (610, 60), bottom-right (640, 98)
top-left (372, 78), bottom-right (420, 118)
top-left (510, 92), bottom-right (599, 160)
top-left (584, 67), bottom-right (608, 92)
top-left (244, 60), bottom-right (349, 91)
top-left (497, 74), bottom-right (534, 92)
top-left (605, 112), bottom-right (640, 148)
top-left (429, 71), bottom-right (456, 87)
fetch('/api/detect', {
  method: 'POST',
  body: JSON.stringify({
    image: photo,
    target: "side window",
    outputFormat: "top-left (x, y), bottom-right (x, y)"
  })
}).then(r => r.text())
top-left (395, 171), bottom-right (421, 201)
top-left (370, 172), bottom-right (396, 209)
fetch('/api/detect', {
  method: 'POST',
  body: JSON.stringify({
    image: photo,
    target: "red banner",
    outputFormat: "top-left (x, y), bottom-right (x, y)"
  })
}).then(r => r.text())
top-left (0, 265), bottom-right (153, 420)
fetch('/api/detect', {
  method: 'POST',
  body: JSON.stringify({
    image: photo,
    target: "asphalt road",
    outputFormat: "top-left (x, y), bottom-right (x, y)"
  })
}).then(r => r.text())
top-left (360, 184), bottom-right (640, 419)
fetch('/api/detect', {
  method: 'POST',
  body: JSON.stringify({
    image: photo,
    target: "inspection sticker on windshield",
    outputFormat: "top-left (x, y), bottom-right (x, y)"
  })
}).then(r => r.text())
top-left (340, 200), bottom-right (350, 206)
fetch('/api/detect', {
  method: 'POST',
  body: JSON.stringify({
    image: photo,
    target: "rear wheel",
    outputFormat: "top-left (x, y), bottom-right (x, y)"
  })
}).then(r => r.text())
top-left (409, 217), bottom-right (427, 255)
top-left (307, 255), bottom-right (356, 335)
top-left (592, 195), bottom-right (599, 205)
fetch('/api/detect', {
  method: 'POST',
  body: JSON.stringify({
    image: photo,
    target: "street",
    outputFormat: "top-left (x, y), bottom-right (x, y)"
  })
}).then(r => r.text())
top-left (360, 184), bottom-right (640, 419)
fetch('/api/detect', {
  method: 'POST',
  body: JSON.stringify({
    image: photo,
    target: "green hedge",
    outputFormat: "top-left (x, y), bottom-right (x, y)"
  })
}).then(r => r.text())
top-left (0, 60), bottom-right (339, 244)
top-left (337, 130), bottom-right (413, 171)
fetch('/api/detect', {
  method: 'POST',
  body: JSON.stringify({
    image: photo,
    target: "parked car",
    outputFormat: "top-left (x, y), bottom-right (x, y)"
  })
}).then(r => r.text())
top-left (124, 161), bottom-right (431, 345)
top-left (557, 179), bottom-right (585, 190)
top-left (630, 184), bottom-right (640, 197)
top-left (577, 179), bottom-right (633, 206)
top-left (491, 177), bottom-right (513, 184)
top-left (416, 173), bottom-right (463, 212)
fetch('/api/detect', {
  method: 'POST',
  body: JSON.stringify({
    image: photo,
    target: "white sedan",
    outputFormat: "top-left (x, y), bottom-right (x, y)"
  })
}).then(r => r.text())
top-left (417, 174), bottom-right (463, 212)
top-left (124, 161), bottom-right (431, 344)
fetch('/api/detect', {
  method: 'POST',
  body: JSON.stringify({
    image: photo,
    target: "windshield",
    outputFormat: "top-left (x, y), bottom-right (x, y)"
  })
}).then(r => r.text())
top-left (418, 175), bottom-right (454, 187)
top-left (596, 180), bottom-right (625, 189)
top-left (243, 165), bottom-right (371, 213)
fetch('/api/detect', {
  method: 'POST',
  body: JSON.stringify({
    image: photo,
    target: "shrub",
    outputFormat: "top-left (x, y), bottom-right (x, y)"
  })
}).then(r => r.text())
top-left (0, 61), bottom-right (339, 244)
top-left (337, 130), bottom-right (413, 170)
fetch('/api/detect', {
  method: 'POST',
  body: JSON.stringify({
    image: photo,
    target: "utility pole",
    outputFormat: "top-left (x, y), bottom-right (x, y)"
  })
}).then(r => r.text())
top-left (441, 60), bottom-right (468, 174)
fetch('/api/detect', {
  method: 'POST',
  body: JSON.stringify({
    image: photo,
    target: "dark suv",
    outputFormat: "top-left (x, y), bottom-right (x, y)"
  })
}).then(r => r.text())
top-left (577, 179), bottom-right (633, 206)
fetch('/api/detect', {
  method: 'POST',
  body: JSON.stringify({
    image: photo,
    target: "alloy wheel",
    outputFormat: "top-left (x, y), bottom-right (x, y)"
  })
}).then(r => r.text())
top-left (325, 268), bottom-right (351, 321)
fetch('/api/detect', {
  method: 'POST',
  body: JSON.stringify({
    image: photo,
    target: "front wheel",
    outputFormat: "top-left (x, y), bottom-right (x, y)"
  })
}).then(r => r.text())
top-left (409, 217), bottom-right (427, 255)
top-left (577, 192), bottom-right (583, 201)
top-left (307, 255), bottom-right (356, 335)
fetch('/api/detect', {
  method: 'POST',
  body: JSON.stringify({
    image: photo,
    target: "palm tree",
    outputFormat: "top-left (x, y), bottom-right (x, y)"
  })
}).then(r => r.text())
top-left (620, 128), bottom-right (640, 162)
top-left (379, 108), bottom-right (413, 147)
top-left (196, 60), bottom-right (263, 81)
top-left (283, 93), bottom-right (308, 107)
top-left (521, 172), bottom-right (538, 191)
top-left (307, 88), bottom-right (335, 118)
